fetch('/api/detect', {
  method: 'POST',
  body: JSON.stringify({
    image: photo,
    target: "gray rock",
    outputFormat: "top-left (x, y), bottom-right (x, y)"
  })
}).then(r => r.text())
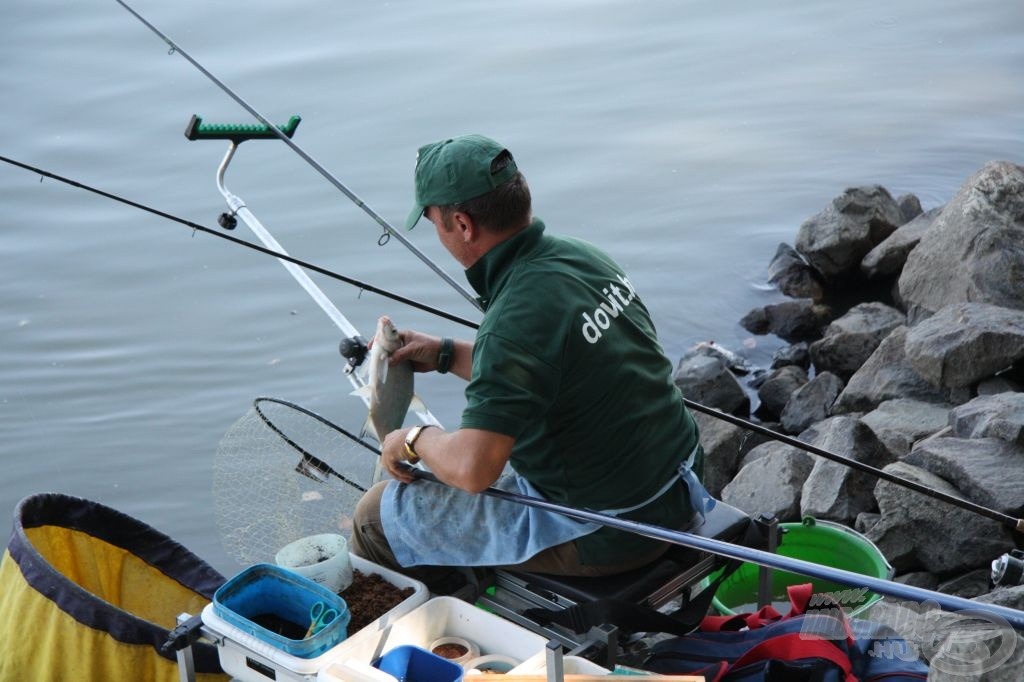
top-left (770, 342), bottom-right (810, 370)
top-left (674, 355), bottom-right (749, 416)
top-left (897, 192), bottom-right (924, 223)
top-left (938, 569), bottom-right (995, 599)
top-left (721, 448), bottom-right (814, 521)
top-left (899, 161), bottom-right (1024, 320)
top-left (861, 206), bottom-right (942, 280)
top-left (903, 437), bottom-right (1024, 515)
top-left (974, 585), bottom-right (1024, 612)
top-left (950, 392), bottom-right (1024, 445)
top-left (736, 439), bottom-right (809, 471)
top-left (800, 416), bottom-right (890, 524)
top-left (893, 571), bottom-right (939, 591)
top-left (867, 462), bottom-right (1014, 575)
top-left (809, 302), bottom-right (905, 379)
top-left (767, 242), bottom-right (824, 301)
top-left (756, 365), bottom-right (808, 420)
top-left (833, 326), bottom-right (951, 414)
top-left (855, 511), bottom-right (881, 534)
top-left (739, 299), bottom-right (833, 343)
top-left (780, 371), bottom-right (845, 434)
top-left (861, 398), bottom-right (951, 459)
top-left (977, 375), bottom-right (1024, 396)
top-left (795, 185), bottom-right (904, 279)
top-left (692, 411), bottom-right (747, 498)
top-left (904, 302), bottom-right (1024, 388)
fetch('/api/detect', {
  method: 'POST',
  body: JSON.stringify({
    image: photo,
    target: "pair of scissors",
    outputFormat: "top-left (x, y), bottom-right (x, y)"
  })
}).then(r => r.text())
top-left (304, 600), bottom-right (339, 639)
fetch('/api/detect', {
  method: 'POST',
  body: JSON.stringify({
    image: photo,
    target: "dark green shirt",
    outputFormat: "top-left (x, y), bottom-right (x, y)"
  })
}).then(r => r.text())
top-left (461, 220), bottom-right (701, 564)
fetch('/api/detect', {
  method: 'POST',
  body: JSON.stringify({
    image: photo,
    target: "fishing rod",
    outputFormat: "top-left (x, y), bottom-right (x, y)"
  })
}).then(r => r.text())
top-left (683, 399), bottom-right (1024, 535)
top-left (0, 154), bottom-right (476, 330)
top-left (406, 467), bottom-right (1024, 631)
top-left (113, 0), bottom-right (482, 312)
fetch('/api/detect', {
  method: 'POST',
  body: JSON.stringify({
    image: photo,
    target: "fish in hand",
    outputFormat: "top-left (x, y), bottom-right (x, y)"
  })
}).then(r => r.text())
top-left (352, 316), bottom-right (426, 442)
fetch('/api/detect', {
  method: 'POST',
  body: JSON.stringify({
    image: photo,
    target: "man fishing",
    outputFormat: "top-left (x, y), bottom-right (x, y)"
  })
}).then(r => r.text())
top-left (350, 134), bottom-right (709, 594)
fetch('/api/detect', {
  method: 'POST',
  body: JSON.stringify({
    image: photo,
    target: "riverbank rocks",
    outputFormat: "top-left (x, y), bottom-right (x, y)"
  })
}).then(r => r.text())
top-left (903, 302), bottom-right (1024, 388)
top-left (899, 161), bottom-right (1024, 321)
top-left (676, 159), bottom-right (1024, 617)
top-left (950, 392), bottom-right (1024, 445)
top-left (795, 185), bottom-right (905, 280)
top-left (809, 302), bottom-right (905, 379)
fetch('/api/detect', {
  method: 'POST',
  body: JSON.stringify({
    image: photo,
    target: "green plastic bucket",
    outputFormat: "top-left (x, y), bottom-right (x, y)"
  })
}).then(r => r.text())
top-left (707, 517), bottom-right (893, 617)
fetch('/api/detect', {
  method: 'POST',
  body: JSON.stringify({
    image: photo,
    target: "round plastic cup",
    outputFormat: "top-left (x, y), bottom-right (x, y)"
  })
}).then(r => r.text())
top-left (274, 533), bottom-right (353, 593)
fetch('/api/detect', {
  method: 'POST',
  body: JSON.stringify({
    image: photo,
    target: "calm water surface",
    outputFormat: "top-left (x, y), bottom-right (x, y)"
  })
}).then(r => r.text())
top-left (2, 0), bottom-right (1022, 574)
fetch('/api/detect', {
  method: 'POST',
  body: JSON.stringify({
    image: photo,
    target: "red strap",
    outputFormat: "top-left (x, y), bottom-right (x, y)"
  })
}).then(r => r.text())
top-left (785, 582), bottom-right (813, 616)
top-left (729, 633), bottom-right (858, 682)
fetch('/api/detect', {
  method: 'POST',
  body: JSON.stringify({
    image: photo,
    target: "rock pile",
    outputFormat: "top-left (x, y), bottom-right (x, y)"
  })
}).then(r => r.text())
top-left (675, 161), bottom-right (1024, 676)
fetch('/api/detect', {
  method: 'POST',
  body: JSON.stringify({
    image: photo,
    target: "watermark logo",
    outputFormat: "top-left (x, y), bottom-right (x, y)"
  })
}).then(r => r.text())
top-left (797, 595), bottom-right (1018, 676)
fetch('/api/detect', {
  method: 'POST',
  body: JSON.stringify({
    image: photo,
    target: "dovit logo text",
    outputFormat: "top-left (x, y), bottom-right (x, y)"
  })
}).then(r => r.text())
top-left (580, 274), bottom-right (638, 344)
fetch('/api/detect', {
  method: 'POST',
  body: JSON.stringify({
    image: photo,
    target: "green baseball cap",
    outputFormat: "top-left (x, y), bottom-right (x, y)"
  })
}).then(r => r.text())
top-left (404, 134), bottom-right (518, 229)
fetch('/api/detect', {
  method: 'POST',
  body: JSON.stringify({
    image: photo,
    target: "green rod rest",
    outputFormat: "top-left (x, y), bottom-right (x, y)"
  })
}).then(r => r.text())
top-left (185, 114), bottom-right (301, 142)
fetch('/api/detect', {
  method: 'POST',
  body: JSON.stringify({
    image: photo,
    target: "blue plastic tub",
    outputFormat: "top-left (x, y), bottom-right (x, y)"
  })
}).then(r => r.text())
top-left (376, 645), bottom-right (464, 682)
top-left (213, 563), bottom-right (350, 658)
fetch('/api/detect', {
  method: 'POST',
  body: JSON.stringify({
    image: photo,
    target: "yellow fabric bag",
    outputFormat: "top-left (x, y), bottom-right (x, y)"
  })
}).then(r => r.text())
top-left (0, 493), bottom-right (230, 682)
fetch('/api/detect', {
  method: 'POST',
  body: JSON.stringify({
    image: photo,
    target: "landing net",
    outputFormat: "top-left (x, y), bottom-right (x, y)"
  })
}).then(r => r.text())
top-left (213, 397), bottom-right (381, 567)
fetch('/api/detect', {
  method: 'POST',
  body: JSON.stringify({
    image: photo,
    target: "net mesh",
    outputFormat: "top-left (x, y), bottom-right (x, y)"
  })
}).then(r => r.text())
top-left (213, 397), bottom-right (381, 567)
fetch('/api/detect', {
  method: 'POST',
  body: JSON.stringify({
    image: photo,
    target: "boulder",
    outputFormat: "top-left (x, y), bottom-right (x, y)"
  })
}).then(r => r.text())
top-left (721, 447), bottom-right (814, 521)
top-left (903, 437), bottom-right (1024, 515)
top-left (756, 365), bottom-right (808, 420)
top-left (736, 439), bottom-right (808, 472)
top-left (893, 571), bottom-right (938, 591)
top-left (673, 355), bottom-right (749, 416)
top-left (949, 392), bottom-right (1024, 445)
top-left (898, 161), bottom-right (1024, 320)
top-left (903, 302), bottom-right (1024, 389)
top-left (769, 342), bottom-right (810, 370)
top-left (936, 569), bottom-right (993, 599)
top-left (861, 206), bottom-right (942, 280)
top-left (809, 302), bottom-right (905, 379)
top-left (896, 192), bottom-right (924, 223)
top-left (860, 398), bottom-right (951, 459)
top-left (799, 416), bottom-right (890, 524)
top-left (692, 411), bottom-right (747, 498)
top-left (766, 242), bottom-right (824, 300)
top-left (739, 299), bottom-right (833, 343)
top-left (833, 326), bottom-right (951, 414)
top-left (795, 185), bottom-right (905, 280)
top-left (867, 462), bottom-right (1014, 575)
top-left (780, 371), bottom-right (845, 434)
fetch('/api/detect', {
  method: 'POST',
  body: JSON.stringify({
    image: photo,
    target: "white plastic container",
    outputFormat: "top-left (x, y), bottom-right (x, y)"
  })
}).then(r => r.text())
top-left (203, 554), bottom-right (427, 682)
top-left (508, 651), bottom-right (612, 676)
top-left (323, 596), bottom-right (547, 668)
top-left (275, 533), bottom-right (353, 593)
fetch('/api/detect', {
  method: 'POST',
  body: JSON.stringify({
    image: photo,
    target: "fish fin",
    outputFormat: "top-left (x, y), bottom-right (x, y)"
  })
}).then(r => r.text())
top-left (378, 359), bottom-right (389, 385)
top-left (358, 415), bottom-right (380, 443)
top-left (350, 384), bottom-right (372, 407)
top-left (407, 394), bottom-right (433, 423)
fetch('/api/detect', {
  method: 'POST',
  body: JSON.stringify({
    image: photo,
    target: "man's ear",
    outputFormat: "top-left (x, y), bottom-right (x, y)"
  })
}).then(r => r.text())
top-left (452, 210), bottom-right (477, 242)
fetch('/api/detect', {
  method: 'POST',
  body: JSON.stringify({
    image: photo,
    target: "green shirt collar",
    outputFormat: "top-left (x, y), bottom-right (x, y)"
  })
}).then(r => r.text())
top-left (465, 219), bottom-right (545, 310)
